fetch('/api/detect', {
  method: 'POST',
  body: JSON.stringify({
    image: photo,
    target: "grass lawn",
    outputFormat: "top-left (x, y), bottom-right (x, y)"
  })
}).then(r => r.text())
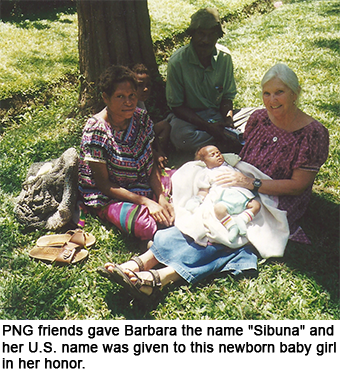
top-left (0, 0), bottom-right (339, 320)
top-left (0, 9), bottom-right (78, 102)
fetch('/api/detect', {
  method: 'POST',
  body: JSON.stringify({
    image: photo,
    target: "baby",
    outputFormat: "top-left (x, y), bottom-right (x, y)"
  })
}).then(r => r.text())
top-left (186, 145), bottom-right (261, 242)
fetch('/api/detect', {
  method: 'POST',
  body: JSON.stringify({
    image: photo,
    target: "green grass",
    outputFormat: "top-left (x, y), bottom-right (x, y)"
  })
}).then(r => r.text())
top-left (0, 10), bottom-right (78, 101)
top-left (148, 0), bottom-right (266, 42)
top-left (0, 0), bottom-right (339, 320)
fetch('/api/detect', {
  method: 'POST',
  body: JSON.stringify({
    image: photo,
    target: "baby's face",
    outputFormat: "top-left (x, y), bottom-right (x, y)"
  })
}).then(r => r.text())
top-left (201, 146), bottom-right (224, 168)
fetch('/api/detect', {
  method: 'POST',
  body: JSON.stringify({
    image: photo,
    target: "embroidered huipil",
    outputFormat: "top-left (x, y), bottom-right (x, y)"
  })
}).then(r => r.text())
top-left (78, 108), bottom-right (155, 207)
top-left (239, 109), bottom-right (329, 243)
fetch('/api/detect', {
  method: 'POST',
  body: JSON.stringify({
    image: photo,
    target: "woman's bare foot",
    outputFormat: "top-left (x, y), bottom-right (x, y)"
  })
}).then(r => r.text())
top-left (105, 260), bottom-right (139, 273)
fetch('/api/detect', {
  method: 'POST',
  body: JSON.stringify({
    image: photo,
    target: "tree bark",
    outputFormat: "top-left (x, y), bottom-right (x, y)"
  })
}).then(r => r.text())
top-left (77, 0), bottom-right (160, 111)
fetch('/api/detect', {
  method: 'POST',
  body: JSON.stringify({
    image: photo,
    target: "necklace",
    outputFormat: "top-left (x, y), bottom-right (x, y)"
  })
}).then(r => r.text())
top-left (106, 107), bottom-right (129, 131)
top-left (270, 108), bottom-right (301, 131)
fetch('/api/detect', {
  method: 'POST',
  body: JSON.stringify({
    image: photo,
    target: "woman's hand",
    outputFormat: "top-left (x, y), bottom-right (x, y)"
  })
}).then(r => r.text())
top-left (158, 193), bottom-right (175, 224)
top-left (214, 169), bottom-right (253, 190)
top-left (143, 195), bottom-right (174, 227)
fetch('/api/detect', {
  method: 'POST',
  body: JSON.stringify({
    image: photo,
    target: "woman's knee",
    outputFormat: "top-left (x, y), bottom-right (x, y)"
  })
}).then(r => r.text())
top-left (104, 202), bottom-right (157, 240)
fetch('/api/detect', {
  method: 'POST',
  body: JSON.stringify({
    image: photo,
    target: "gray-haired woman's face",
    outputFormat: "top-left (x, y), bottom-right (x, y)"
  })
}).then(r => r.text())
top-left (262, 77), bottom-right (298, 121)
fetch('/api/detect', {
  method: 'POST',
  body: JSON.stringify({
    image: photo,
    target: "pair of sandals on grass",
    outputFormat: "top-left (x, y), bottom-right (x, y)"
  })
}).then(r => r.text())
top-left (29, 228), bottom-right (96, 265)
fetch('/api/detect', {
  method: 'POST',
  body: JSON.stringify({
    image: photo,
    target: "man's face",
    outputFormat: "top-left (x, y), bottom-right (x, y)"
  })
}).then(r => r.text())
top-left (191, 27), bottom-right (219, 60)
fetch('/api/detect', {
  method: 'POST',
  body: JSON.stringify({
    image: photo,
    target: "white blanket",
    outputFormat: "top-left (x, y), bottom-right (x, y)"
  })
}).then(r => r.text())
top-left (172, 157), bottom-right (289, 258)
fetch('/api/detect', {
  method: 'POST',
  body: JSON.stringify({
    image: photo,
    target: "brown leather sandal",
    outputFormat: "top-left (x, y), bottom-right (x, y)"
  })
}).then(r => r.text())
top-left (36, 229), bottom-right (96, 248)
top-left (29, 243), bottom-right (88, 265)
top-left (97, 265), bottom-right (161, 304)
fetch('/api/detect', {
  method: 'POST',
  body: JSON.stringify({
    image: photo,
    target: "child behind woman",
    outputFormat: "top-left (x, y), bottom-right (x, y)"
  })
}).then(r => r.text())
top-left (131, 64), bottom-right (171, 166)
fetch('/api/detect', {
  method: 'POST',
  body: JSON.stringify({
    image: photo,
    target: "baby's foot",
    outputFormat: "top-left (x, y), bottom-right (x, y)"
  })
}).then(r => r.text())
top-left (228, 225), bottom-right (240, 243)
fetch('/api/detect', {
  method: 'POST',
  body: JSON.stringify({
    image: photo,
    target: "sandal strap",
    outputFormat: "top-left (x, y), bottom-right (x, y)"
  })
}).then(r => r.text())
top-left (67, 229), bottom-right (86, 247)
top-left (149, 269), bottom-right (162, 288)
top-left (133, 269), bottom-right (162, 290)
top-left (54, 242), bottom-right (80, 264)
top-left (130, 255), bottom-right (144, 271)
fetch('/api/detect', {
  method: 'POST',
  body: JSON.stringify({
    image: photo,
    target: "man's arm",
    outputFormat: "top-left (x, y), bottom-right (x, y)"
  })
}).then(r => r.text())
top-left (172, 105), bottom-right (210, 131)
top-left (173, 105), bottom-right (227, 140)
top-left (220, 99), bottom-right (234, 128)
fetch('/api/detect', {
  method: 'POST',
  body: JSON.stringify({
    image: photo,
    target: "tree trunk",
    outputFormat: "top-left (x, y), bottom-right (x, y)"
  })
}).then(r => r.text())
top-left (77, 0), bottom-right (160, 111)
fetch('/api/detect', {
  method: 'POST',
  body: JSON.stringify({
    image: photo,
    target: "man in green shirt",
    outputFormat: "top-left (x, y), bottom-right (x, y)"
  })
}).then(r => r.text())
top-left (166, 8), bottom-right (252, 153)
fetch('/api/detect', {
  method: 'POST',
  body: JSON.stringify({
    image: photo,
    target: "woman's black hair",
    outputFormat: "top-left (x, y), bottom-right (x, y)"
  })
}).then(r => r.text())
top-left (98, 65), bottom-right (138, 97)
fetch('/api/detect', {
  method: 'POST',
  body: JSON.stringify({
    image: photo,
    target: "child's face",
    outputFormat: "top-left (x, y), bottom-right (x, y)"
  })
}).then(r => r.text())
top-left (136, 73), bottom-right (151, 102)
top-left (201, 146), bottom-right (224, 169)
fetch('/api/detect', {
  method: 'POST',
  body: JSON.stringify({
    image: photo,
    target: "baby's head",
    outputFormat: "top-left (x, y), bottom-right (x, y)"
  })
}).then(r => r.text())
top-left (195, 145), bottom-right (224, 169)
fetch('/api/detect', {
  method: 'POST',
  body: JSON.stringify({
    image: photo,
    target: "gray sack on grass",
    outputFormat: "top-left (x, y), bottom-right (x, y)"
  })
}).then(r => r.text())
top-left (14, 147), bottom-right (79, 230)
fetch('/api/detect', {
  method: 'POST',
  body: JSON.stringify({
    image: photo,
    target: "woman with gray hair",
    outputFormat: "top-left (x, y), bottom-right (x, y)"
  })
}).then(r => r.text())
top-left (224, 63), bottom-right (329, 243)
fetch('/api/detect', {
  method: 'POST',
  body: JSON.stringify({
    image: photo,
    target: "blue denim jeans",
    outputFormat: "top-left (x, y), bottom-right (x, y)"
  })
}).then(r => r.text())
top-left (151, 226), bottom-right (258, 284)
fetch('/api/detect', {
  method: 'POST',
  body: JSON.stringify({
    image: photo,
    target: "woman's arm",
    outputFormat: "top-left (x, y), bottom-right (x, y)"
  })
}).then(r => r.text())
top-left (214, 168), bottom-right (317, 196)
top-left (89, 161), bottom-right (174, 226)
top-left (89, 161), bottom-right (147, 205)
top-left (148, 162), bottom-right (175, 225)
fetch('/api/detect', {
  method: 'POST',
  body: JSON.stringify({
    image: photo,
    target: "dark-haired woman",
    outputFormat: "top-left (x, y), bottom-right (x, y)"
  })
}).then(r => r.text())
top-left (78, 65), bottom-right (174, 240)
